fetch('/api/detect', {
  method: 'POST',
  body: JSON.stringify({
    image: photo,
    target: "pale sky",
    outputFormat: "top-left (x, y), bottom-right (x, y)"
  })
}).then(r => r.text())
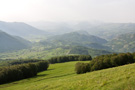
top-left (0, 0), bottom-right (135, 23)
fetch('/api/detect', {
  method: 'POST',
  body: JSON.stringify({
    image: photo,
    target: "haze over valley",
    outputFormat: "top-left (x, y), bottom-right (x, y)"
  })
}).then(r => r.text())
top-left (0, 0), bottom-right (135, 90)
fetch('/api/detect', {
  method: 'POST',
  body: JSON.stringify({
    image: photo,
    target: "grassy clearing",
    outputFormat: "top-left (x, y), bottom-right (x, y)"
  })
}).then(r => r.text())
top-left (0, 61), bottom-right (135, 90)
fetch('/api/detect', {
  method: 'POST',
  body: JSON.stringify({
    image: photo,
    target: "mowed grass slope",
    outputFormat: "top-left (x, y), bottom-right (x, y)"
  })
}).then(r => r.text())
top-left (0, 61), bottom-right (135, 90)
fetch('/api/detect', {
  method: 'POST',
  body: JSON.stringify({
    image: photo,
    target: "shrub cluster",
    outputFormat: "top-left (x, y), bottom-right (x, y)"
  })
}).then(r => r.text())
top-left (48, 55), bottom-right (92, 64)
top-left (75, 53), bottom-right (135, 74)
top-left (0, 61), bottom-right (49, 84)
top-left (36, 61), bottom-right (49, 72)
top-left (75, 62), bottom-right (90, 74)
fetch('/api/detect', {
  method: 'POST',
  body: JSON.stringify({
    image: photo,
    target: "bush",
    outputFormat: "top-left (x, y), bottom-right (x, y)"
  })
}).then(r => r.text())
top-left (75, 62), bottom-right (90, 74)
top-left (36, 61), bottom-right (49, 72)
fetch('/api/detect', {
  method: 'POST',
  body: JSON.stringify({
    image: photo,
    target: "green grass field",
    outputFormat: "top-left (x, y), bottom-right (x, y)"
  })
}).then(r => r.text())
top-left (0, 61), bottom-right (135, 90)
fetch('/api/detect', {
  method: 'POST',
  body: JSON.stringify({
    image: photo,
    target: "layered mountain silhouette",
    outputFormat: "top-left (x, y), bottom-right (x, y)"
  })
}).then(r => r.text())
top-left (0, 30), bottom-right (31, 52)
top-left (0, 21), bottom-right (48, 39)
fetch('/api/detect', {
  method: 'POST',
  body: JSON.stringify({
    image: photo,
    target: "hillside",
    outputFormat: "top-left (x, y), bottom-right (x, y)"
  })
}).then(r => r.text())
top-left (0, 31), bottom-right (31, 52)
top-left (0, 21), bottom-right (48, 40)
top-left (0, 45), bottom-right (112, 59)
top-left (107, 33), bottom-right (135, 52)
top-left (1, 61), bottom-right (135, 90)
top-left (40, 31), bottom-right (110, 50)
top-left (68, 46), bottom-right (112, 56)
top-left (47, 31), bottom-right (107, 44)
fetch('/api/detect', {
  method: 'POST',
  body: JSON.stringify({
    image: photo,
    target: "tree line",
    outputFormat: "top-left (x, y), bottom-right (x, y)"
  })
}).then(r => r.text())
top-left (9, 59), bottom-right (42, 65)
top-left (0, 55), bottom-right (92, 84)
top-left (2, 55), bottom-right (92, 66)
top-left (48, 55), bottom-right (92, 64)
top-left (0, 61), bottom-right (49, 84)
top-left (75, 52), bottom-right (135, 74)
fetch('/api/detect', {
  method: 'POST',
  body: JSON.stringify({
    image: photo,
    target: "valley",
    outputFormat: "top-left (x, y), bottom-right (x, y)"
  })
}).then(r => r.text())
top-left (0, 21), bottom-right (135, 90)
top-left (0, 0), bottom-right (135, 89)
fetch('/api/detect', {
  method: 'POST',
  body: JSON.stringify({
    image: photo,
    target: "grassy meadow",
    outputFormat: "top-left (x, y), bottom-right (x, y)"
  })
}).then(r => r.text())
top-left (0, 61), bottom-right (135, 90)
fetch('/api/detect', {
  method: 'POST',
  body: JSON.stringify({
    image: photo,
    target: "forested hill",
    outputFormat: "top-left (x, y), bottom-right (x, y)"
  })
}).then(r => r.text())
top-left (0, 30), bottom-right (31, 52)
top-left (47, 32), bottom-right (107, 44)
top-left (39, 31), bottom-right (111, 51)
top-left (107, 33), bottom-right (135, 52)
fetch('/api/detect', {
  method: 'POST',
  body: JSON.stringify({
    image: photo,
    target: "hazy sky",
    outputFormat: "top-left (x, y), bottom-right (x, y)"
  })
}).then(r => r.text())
top-left (0, 0), bottom-right (135, 23)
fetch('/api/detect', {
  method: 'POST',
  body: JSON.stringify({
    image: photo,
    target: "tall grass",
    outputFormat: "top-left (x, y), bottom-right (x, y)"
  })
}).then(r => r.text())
top-left (0, 61), bottom-right (135, 90)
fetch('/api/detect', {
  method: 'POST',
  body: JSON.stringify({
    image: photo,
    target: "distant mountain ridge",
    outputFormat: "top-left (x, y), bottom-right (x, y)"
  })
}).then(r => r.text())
top-left (29, 22), bottom-right (135, 40)
top-left (0, 30), bottom-right (31, 52)
top-left (86, 23), bottom-right (135, 40)
top-left (0, 21), bottom-right (48, 39)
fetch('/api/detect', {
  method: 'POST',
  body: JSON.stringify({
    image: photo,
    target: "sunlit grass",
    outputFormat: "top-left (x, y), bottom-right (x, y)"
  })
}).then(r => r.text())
top-left (1, 61), bottom-right (135, 90)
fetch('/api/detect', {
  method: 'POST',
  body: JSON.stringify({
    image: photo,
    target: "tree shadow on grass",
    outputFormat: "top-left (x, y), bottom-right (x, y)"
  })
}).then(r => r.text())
top-left (47, 69), bottom-right (55, 71)
top-left (35, 73), bottom-right (75, 82)
top-left (47, 73), bottom-right (74, 79)
top-left (38, 74), bottom-right (48, 77)
top-left (32, 69), bottom-right (55, 79)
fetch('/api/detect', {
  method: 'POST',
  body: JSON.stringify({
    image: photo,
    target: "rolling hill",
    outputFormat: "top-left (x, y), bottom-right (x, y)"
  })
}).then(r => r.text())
top-left (40, 31), bottom-right (110, 51)
top-left (0, 45), bottom-right (112, 59)
top-left (107, 33), bottom-right (135, 52)
top-left (0, 30), bottom-right (112, 59)
top-left (0, 30), bottom-right (31, 52)
top-left (43, 31), bottom-right (107, 44)
top-left (1, 61), bottom-right (135, 90)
